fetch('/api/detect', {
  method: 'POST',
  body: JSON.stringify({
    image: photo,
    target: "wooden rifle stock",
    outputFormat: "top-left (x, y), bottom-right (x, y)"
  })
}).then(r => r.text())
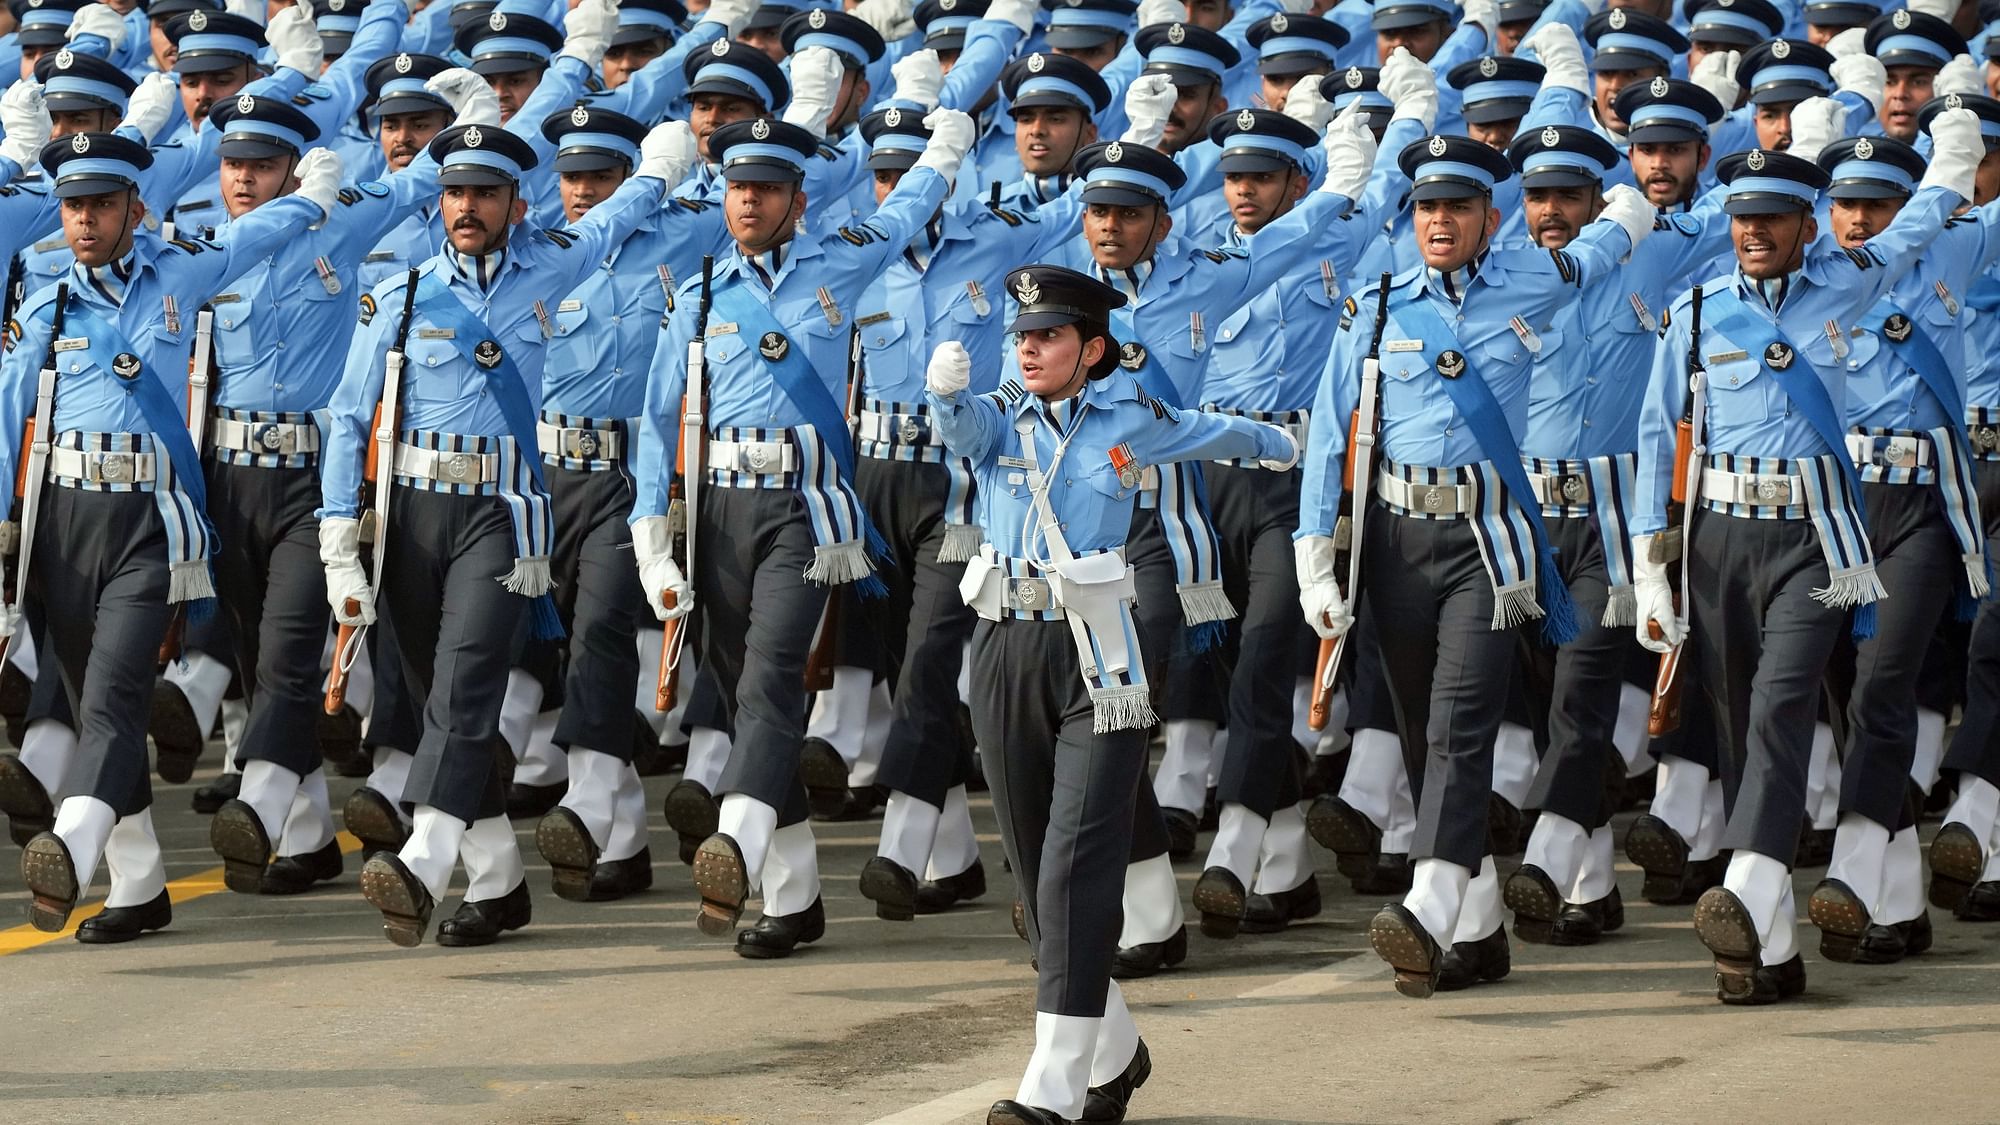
top-left (1648, 286), bottom-right (1703, 736)
top-left (656, 257), bottom-right (713, 711)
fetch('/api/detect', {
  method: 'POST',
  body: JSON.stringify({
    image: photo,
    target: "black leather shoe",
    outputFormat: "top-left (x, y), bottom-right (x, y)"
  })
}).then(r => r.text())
top-left (1306, 793), bottom-right (1380, 880)
top-left (1241, 877), bottom-right (1322, 934)
top-left (632, 738), bottom-right (686, 779)
top-left (822, 785), bottom-right (888, 822)
top-left (260, 839), bottom-right (343, 895)
top-left (1111, 924), bottom-right (1187, 979)
top-left (1503, 864), bottom-right (1564, 945)
top-left (915, 858), bottom-right (987, 912)
top-left (735, 895), bottom-right (826, 959)
top-left (1928, 821), bottom-right (1984, 912)
top-left (1162, 807), bottom-right (1199, 861)
top-left (0, 752), bottom-right (54, 846)
top-left (1353, 851), bottom-right (1413, 895)
top-left (1552, 886), bottom-right (1623, 946)
top-left (692, 833), bottom-right (749, 937)
top-left (191, 772), bottom-right (241, 815)
top-left (800, 737), bottom-right (851, 819)
top-left (988, 1100), bottom-right (1069, 1125)
top-left (505, 781), bottom-right (564, 820)
top-left (1958, 879), bottom-right (2000, 921)
top-left (1435, 926), bottom-right (1511, 992)
top-left (1693, 886), bottom-right (1784, 1004)
top-left (1192, 866), bottom-right (1247, 938)
top-left (1854, 919), bottom-right (1909, 964)
top-left (21, 831), bottom-right (78, 932)
top-left (587, 847), bottom-right (654, 900)
top-left (437, 880), bottom-right (532, 947)
top-left (1081, 1038), bottom-right (1150, 1123)
top-left (663, 778), bottom-right (719, 840)
top-left (1796, 822), bottom-right (1835, 868)
top-left (1369, 902), bottom-right (1443, 999)
top-left (534, 806), bottom-right (601, 902)
top-left (1303, 751), bottom-right (1347, 802)
top-left (0, 660), bottom-right (29, 748)
top-left (341, 785), bottom-right (407, 858)
top-left (1901, 911), bottom-right (1935, 956)
top-left (317, 705), bottom-right (370, 778)
top-left (1487, 795), bottom-right (1524, 857)
top-left (1742, 953), bottom-right (1809, 1005)
top-left (149, 679), bottom-right (206, 784)
top-left (1807, 877), bottom-right (1871, 963)
top-left (209, 799), bottom-right (273, 894)
top-left (76, 889), bottom-right (172, 944)
top-left (860, 855), bottom-right (920, 921)
top-left (359, 851), bottom-right (435, 947)
top-left (1624, 814), bottom-right (1696, 904)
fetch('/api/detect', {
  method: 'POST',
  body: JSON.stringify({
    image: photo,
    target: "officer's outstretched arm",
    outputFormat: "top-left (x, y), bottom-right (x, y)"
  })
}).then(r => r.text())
top-left (314, 151), bottom-right (446, 270)
top-left (1296, 303), bottom-right (1360, 539)
top-left (524, 170), bottom-right (670, 303)
top-left (137, 66), bottom-right (313, 213)
top-left (156, 190), bottom-right (332, 308)
top-left (583, 17), bottom-right (728, 122)
top-left (826, 165), bottom-right (952, 296)
top-left (316, 304), bottom-right (392, 521)
top-left (937, 16), bottom-right (1027, 112)
top-left (1630, 299), bottom-right (1694, 539)
top-left (1831, 184), bottom-right (1962, 319)
top-left (1928, 195), bottom-right (2000, 295)
top-left (924, 343), bottom-right (1000, 465)
top-left (631, 299), bottom-right (695, 524)
top-left (1130, 392), bottom-right (1296, 468)
top-left (287, 0), bottom-right (410, 141)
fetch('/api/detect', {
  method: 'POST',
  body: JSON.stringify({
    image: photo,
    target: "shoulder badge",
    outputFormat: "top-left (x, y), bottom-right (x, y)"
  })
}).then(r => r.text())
top-left (543, 228), bottom-right (576, 249)
top-left (838, 225), bottom-right (876, 245)
top-left (1659, 305), bottom-right (1670, 330)
top-left (358, 293), bottom-right (377, 326)
top-left (1550, 248), bottom-right (1577, 284)
top-left (1339, 295), bottom-right (1356, 330)
top-left (672, 196), bottom-right (713, 212)
top-left (168, 238), bottom-right (206, 255)
top-left (359, 181), bottom-right (389, 198)
top-left (337, 187), bottom-right (362, 206)
top-left (3, 319), bottom-right (19, 353)
top-left (1200, 249), bottom-right (1230, 263)
top-left (996, 378), bottom-right (1024, 404)
top-left (1144, 396), bottom-right (1177, 423)
top-left (1844, 246), bottom-right (1876, 269)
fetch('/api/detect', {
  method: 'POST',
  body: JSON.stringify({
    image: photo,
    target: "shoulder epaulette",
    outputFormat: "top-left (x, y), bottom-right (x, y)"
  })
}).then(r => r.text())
top-left (837, 225), bottom-right (880, 246)
top-left (1141, 393), bottom-right (1177, 422)
top-left (1338, 295), bottom-right (1357, 331)
top-left (986, 378), bottom-right (1024, 408)
top-left (985, 204), bottom-right (1024, 227)
top-left (1948, 214), bottom-right (1976, 227)
top-left (3, 317), bottom-right (20, 352)
top-left (817, 142), bottom-right (840, 160)
top-left (1844, 246), bottom-right (1878, 269)
top-left (672, 196), bottom-right (712, 212)
top-left (0, 185), bottom-right (17, 198)
top-left (337, 187), bottom-right (362, 207)
top-left (543, 228), bottom-right (576, 249)
top-left (290, 85), bottom-right (331, 106)
top-left (1550, 248), bottom-right (1578, 285)
top-left (167, 238), bottom-right (207, 255)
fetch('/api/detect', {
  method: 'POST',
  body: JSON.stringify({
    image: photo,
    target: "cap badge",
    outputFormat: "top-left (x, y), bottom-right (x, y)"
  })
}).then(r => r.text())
top-left (1013, 272), bottom-right (1041, 304)
top-left (237, 93), bottom-right (255, 114)
top-left (1893, 8), bottom-right (1911, 27)
top-left (1105, 140), bottom-right (1124, 162)
top-left (71, 133), bottom-right (88, 154)
top-left (331, 0), bottom-right (346, 11)
top-left (1479, 56), bottom-right (1498, 77)
top-left (571, 105), bottom-right (589, 126)
top-left (943, 0), bottom-right (957, 9)
top-left (188, 10), bottom-right (207, 30)
top-left (488, 11), bottom-right (506, 30)
top-left (395, 52), bottom-right (413, 72)
top-left (1028, 52), bottom-right (1045, 71)
top-left (1948, 92), bottom-right (1964, 109)
top-left (1608, 8), bottom-right (1625, 27)
top-left (885, 106), bottom-right (902, 126)
top-left (810, 8), bottom-right (826, 27)
top-left (1771, 38), bottom-right (1789, 58)
top-left (464, 125), bottom-right (483, 147)
top-left (1542, 125), bottom-right (1560, 147)
top-left (1428, 134), bottom-right (1448, 156)
top-left (1236, 108), bottom-right (1254, 129)
top-left (1854, 137), bottom-right (1874, 159)
top-left (1345, 66), bottom-right (1363, 88)
top-left (1650, 75), bottom-right (1669, 96)
top-left (751, 118), bottom-right (771, 139)
top-left (53, 48), bottom-right (72, 69)
top-left (1746, 148), bottom-right (1765, 170)
top-left (712, 37), bottom-right (730, 55)
top-left (1271, 13), bottom-right (1287, 31)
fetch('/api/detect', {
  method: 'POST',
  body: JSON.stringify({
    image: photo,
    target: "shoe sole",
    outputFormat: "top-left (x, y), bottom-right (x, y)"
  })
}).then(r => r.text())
top-left (1928, 824), bottom-right (1984, 912)
top-left (859, 862), bottom-right (917, 922)
top-left (1623, 818), bottom-right (1690, 904)
top-left (342, 792), bottom-right (408, 857)
top-left (534, 810), bottom-right (601, 903)
top-left (1503, 868), bottom-right (1563, 945)
top-left (208, 803), bottom-right (273, 895)
top-left (1807, 880), bottom-right (1869, 964)
top-left (1011, 899), bottom-right (1029, 943)
top-left (21, 836), bottom-right (77, 933)
top-left (691, 837), bottom-right (748, 938)
top-left (1368, 910), bottom-right (1438, 1000)
top-left (799, 743), bottom-right (850, 818)
top-left (663, 783), bottom-right (719, 841)
top-left (1692, 889), bottom-right (1763, 1003)
top-left (0, 757), bottom-right (52, 845)
top-left (1192, 872), bottom-right (1245, 940)
top-left (1307, 799), bottom-right (1377, 876)
top-left (359, 859), bottom-right (432, 948)
top-left (148, 687), bottom-right (204, 785)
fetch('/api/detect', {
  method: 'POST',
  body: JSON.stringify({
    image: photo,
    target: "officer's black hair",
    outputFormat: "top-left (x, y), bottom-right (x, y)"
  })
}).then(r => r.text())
top-left (1081, 317), bottom-right (1118, 380)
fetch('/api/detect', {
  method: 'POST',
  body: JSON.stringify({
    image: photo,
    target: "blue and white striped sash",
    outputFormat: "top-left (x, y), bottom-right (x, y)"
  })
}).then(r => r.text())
top-left (50, 430), bottom-right (211, 605)
top-left (1526, 451), bottom-right (1640, 626)
top-left (709, 423), bottom-right (880, 591)
top-left (1852, 424), bottom-right (1990, 609)
top-left (1701, 452), bottom-right (1883, 609)
top-left (1380, 458), bottom-right (1542, 631)
top-left (395, 428), bottom-right (554, 581)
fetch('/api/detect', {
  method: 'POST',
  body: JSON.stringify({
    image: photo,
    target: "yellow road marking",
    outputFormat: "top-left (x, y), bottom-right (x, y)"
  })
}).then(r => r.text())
top-left (0, 830), bottom-right (366, 955)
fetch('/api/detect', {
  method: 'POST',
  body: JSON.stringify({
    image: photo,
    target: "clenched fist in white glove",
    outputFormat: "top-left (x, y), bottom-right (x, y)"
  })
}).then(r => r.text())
top-left (1631, 535), bottom-right (1679, 653)
top-left (292, 147), bottom-right (344, 218)
top-left (1137, 0), bottom-right (1184, 28)
top-left (1784, 95), bottom-right (1844, 164)
top-left (638, 120), bottom-right (699, 185)
top-left (891, 48), bottom-right (944, 110)
top-left (926, 341), bottom-right (971, 396)
top-left (633, 516), bottom-right (692, 622)
top-left (986, 0), bottom-right (1039, 33)
top-left (426, 66), bottom-right (501, 125)
top-left (320, 518), bottom-right (377, 627)
top-left (0, 82), bottom-right (50, 173)
top-left (1319, 100), bottom-right (1377, 201)
top-left (1689, 49), bottom-right (1740, 111)
top-left (1120, 72), bottom-right (1176, 148)
top-left (66, 3), bottom-right (128, 51)
top-left (703, 0), bottom-right (757, 33)
top-left (1295, 536), bottom-right (1353, 640)
top-left (1937, 52), bottom-right (1983, 98)
top-left (1831, 52), bottom-right (1885, 114)
top-left (852, 0), bottom-right (917, 41)
top-left (913, 108), bottom-right (975, 184)
top-left (1597, 183), bottom-right (1655, 252)
top-left (1461, 0), bottom-right (1497, 31)
top-left (781, 45), bottom-right (844, 138)
top-left (267, 5), bottom-right (325, 76)
top-left (1908, 0), bottom-right (1959, 19)
top-left (1280, 70), bottom-right (1335, 129)
top-left (118, 71), bottom-right (176, 143)
top-left (1381, 46), bottom-right (1438, 130)
top-left (1826, 26), bottom-right (1867, 58)
top-left (560, 0), bottom-right (621, 69)
top-left (1522, 24), bottom-right (1587, 97)
top-left (1922, 105), bottom-right (1983, 201)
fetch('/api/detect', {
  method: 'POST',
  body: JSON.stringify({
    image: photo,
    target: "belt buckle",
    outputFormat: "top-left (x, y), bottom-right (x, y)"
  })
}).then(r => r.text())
top-left (441, 452), bottom-right (475, 483)
top-left (570, 429), bottom-right (600, 458)
top-left (1421, 485), bottom-right (1448, 513)
top-left (899, 417), bottom-right (923, 444)
top-left (253, 422), bottom-right (289, 454)
top-left (1882, 438), bottom-right (1908, 467)
top-left (1006, 575), bottom-right (1050, 610)
top-left (1753, 477), bottom-right (1791, 505)
top-left (1973, 425), bottom-right (2000, 453)
top-left (97, 453), bottom-right (129, 483)
top-left (744, 443), bottom-right (771, 472)
top-left (1555, 472), bottom-right (1589, 504)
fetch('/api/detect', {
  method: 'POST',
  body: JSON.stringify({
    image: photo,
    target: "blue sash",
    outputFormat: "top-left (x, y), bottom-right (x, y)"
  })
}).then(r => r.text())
top-left (1389, 298), bottom-right (1579, 644)
top-left (407, 272), bottom-right (562, 639)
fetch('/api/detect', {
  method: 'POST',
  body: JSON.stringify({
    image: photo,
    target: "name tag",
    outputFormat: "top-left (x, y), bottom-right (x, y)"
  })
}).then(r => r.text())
top-left (363, 250), bottom-right (396, 263)
top-left (177, 199), bottom-right (216, 212)
top-left (997, 455), bottom-right (1032, 469)
top-left (708, 321), bottom-right (739, 337)
top-left (557, 299), bottom-right (582, 313)
top-left (856, 312), bottom-right (891, 328)
top-left (31, 238), bottom-right (63, 253)
top-left (211, 293), bottom-right (242, 304)
top-left (1385, 339), bottom-right (1423, 353)
top-left (52, 337), bottom-right (87, 352)
top-left (418, 328), bottom-right (455, 339)
top-left (1707, 349), bottom-right (1749, 363)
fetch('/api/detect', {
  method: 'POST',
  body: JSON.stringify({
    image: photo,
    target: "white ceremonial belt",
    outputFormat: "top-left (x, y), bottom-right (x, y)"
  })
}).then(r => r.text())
top-left (707, 438), bottom-right (799, 474)
top-left (1376, 468), bottom-right (1473, 516)
top-left (392, 443), bottom-right (500, 485)
top-left (211, 416), bottom-right (320, 456)
top-left (1526, 468), bottom-right (1592, 507)
top-left (47, 447), bottom-right (154, 484)
top-left (535, 420), bottom-right (623, 459)
top-left (856, 408), bottom-right (935, 446)
top-left (1702, 467), bottom-right (1804, 507)
top-left (1843, 431), bottom-right (1933, 471)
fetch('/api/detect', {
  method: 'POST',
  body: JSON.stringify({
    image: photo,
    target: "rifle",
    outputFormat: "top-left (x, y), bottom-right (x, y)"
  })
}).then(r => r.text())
top-left (325, 268), bottom-right (420, 715)
top-left (4, 283), bottom-right (64, 667)
top-left (656, 255), bottom-right (714, 712)
top-left (0, 253), bottom-right (24, 593)
top-left (1309, 272), bottom-right (1393, 730)
top-left (1647, 284), bottom-right (1704, 735)
top-left (801, 321), bottom-right (864, 694)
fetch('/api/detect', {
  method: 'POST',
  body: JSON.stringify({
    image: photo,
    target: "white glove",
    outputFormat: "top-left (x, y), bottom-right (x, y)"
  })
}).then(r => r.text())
top-left (1937, 52), bottom-right (1983, 98)
top-left (426, 66), bottom-right (500, 126)
top-left (1922, 105), bottom-right (1983, 201)
top-left (118, 72), bottom-right (177, 144)
top-left (913, 108), bottom-right (975, 185)
top-left (0, 83), bottom-right (50, 173)
top-left (926, 340), bottom-right (971, 396)
top-left (633, 516), bottom-right (693, 622)
top-left (1295, 536), bottom-right (1353, 640)
top-left (1522, 24), bottom-right (1587, 97)
top-left (1461, 0), bottom-right (1497, 30)
top-left (1826, 26), bottom-right (1867, 59)
top-left (1631, 535), bottom-right (1679, 653)
top-left (292, 147), bottom-right (343, 218)
top-left (1831, 53), bottom-right (1886, 114)
top-left (1281, 71), bottom-right (1336, 131)
top-left (1909, 0), bottom-right (1959, 18)
top-left (701, 0), bottom-right (757, 34)
top-left (1689, 49), bottom-right (1741, 111)
top-left (637, 120), bottom-right (699, 185)
top-left (1137, 0), bottom-right (1183, 28)
top-left (223, 0), bottom-right (262, 20)
top-left (1279, 0), bottom-right (1312, 11)
top-left (267, 5), bottom-right (325, 75)
top-left (0, 602), bottom-right (19, 641)
top-left (1381, 46), bottom-right (1437, 131)
top-left (891, 48), bottom-right (943, 111)
top-left (1784, 95), bottom-right (1844, 164)
top-left (1119, 72), bottom-right (1176, 147)
top-left (780, 45), bottom-right (843, 139)
top-left (559, 0), bottom-right (621, 68)
top-left (986, 0), bottom-right (1039, 32)
top-left (852, 0), bottom-right (916, 41)
top-left (1258, 426), bottom-right (1300, 471)
top-left (1319, 100), bottom-right (1376, 200)
top-left (1597, 183), bottom-right (1654, 251)
top-left (66, 3), bottom-right (127, 50)
top-left (319, 518), bottom-right (377, 627)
